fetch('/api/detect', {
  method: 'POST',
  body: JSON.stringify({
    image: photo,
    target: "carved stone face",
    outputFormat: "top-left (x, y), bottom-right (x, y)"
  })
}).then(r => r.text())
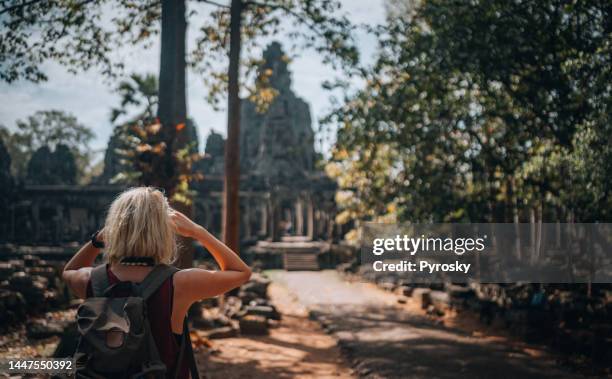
top-left (259, 41), bottom-right (291, 92)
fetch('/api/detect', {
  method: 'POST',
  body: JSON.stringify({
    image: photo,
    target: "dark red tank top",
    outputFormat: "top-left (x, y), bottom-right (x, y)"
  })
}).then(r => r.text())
top-left (86, 266), bottom-right (190, 379)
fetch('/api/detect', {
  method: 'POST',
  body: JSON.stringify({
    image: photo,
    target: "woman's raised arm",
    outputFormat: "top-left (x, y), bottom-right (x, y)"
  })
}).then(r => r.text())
top-left (170, 210), bottom-right (252, 303)
top-left (62, 231), bottom-right (104, 298)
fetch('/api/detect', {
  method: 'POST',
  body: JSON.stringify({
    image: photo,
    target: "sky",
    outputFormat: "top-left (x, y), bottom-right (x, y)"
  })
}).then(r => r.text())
top-left (0, 0), bottom-right (386, 161)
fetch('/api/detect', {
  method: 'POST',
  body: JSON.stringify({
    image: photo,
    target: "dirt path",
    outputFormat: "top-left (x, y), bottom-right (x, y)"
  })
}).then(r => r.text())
top-left (269, 270), bottom-right (589, 379)
top-left (196, 280), bottom-right (354, 379)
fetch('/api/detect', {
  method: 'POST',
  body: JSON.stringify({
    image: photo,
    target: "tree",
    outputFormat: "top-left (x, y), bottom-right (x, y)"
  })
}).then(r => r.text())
top-left (326, 0), bottom-right (612, 228)
top-left (106, 72), bottom-right (202, 208)
top-left (0, 136), bottom-right (15, 236)
top-left (0, 110), bottom-right (94, 182)
top-left (156, 0), bottom-right (188, 195)
top-left (0, 0), bottom-right (161, 83)
top-left (1, 0), bottom-right (195, 265)
top-left (0, 0), bottom-right (190, 195)
top-left (1, 0), bottom-right (359, 254)
top-left (111, 73), bottom-right (159, 123)
top-left (223, 0), bottom-right (243, 252)
top-left (192, 0), bottom-right (358, 252)
top-left (0, 136), bottom-right (12, 187)
top-left (26, 144), bottom-right (77, 185)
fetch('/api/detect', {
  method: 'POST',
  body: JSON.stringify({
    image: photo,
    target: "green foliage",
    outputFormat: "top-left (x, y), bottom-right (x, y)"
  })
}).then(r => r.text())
top-left (111, 73), bottom-right (159, 122)
top-left (564, 120), bottom-right (612, 221)
top-left (26, 144), bottom-right (77, 185)
top-left (111, 120), bottom-right (203, 205)
top-left (326, 0), bottom-right (611, 227)
top-left (326, 146), bottom-right (400, 225)
top-left (190, 0), bottom-right (359, 111)
top-left (0, 0), bottom-right (161, 82)
top-left (0, 136), bottom-right (14, 225)
top-left (0, 0), bottom-right (358, 202)
top-left (1, 0), bottom-right (358, 109)
top-left (0, 110), bottom-right (94, 181)
top-left (0, 134), bottom-right (14, 194)
top-left (105, 72), bottom-right (203, 204)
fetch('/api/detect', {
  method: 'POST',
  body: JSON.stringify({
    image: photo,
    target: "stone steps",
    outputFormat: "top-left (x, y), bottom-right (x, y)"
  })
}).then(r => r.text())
top-left (283, 252), bottom-right (320, 271)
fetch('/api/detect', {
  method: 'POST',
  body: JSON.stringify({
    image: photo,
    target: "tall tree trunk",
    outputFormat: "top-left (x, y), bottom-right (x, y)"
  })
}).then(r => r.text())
top-left (158, 0), bottom-right (186, 140)
top-left (158, 0), bottom-right (192, 268)
top-left (222, 0), bottom-right (242, 253)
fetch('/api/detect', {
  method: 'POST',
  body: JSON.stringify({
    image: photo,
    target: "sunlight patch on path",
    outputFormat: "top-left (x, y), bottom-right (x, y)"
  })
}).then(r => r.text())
top-left (268, 270), bottom-right (584, 379)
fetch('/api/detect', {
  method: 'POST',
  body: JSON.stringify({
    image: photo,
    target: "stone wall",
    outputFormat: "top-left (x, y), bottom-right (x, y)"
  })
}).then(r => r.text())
top-left (0, 42), bottom-right (338, 246)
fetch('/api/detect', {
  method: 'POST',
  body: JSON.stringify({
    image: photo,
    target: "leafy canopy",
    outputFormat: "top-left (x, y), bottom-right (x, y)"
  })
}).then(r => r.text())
top-left (0, 110), bottom-right (94, 181)
top-left (326, 0), bottom-right (611, 226)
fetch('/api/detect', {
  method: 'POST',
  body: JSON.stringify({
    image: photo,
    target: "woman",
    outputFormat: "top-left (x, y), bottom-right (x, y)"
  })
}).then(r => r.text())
top-left (62, 187), bottom-right (251, 378)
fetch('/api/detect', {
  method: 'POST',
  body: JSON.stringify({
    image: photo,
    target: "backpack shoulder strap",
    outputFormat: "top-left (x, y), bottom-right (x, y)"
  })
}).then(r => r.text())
top-left (138, 264), bottom-right (180, 300)
top-left (185, 323), bottom-right (199, 379)
top-left (175, 321), bottom-right (199, 379)
top-left (90, 264), bottom-right (110, 297)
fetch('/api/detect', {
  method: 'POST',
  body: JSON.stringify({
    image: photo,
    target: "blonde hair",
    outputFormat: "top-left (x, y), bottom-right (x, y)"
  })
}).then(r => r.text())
top-left (103, 187), bottom-right (176, 265)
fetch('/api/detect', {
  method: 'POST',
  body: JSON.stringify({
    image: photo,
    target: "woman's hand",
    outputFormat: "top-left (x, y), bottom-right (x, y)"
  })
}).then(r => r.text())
top-left (97, 228), bottom-right (105, 242)
top-left (63, 227), bottom-right (106, 299)
top-left (169, 209), bottom-right (202, 238)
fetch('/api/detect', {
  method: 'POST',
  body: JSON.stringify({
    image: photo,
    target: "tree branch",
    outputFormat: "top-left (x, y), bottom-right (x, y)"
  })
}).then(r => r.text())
top-left (196, 0), bottom-right (230, 8)
top-left (3, 0), bottom-right (97, 23)
top-left (243, 0), bottom-right (326, 40)
top-left (0, 0), bottom-right (44, 15)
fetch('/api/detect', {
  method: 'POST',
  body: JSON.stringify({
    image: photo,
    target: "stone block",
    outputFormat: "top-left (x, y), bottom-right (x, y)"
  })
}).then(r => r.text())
top-left (411, 288), bottom-right (431, 309)
top-left (0, 263), bottom-right (17, 281)
top-left (23, 255), bottom-right (41, 268)
top-left (207, 326), bottom-right (239, 339)
top-left (398, 285), bottom-right (414, 297)
top-left (245, 305), bottom-right (281, 320)
top-left (27, 319), bottom-right (68, 339)
top-left (430, 290), bottom-right (451, 308)
top-left (239, 315), bottom-right (269, 335)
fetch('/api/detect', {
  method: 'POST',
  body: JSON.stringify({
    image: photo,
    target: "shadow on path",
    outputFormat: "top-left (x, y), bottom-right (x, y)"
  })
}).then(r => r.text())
top-left (198, 282), bottom-right (352, 379)
top-left (269, 270), bottom-right (587, 379)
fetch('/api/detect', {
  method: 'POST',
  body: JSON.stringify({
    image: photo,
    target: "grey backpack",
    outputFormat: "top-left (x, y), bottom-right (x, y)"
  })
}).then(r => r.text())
top-left (74, 264), bottom-right (198, 379)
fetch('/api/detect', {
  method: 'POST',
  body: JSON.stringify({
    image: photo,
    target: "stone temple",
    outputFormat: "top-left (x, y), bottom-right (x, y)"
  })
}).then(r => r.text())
top-left (195, 42), bottom-right (336, 245)
top-left (240, 42), bottom-right (316, 180)
top-left (0, 42), bottom-right (340, 268)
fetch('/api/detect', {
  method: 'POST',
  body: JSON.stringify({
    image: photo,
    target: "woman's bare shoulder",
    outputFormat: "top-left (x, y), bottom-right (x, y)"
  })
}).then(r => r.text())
top-left (63, 266), bottom-right (93, 299)
top-left (173, 267), bottom-right (213, 286)
top-left (173, 267), bottom-right (248, 302)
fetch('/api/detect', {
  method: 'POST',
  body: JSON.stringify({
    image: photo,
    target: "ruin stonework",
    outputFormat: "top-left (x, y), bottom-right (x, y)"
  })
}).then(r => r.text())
top-left (199, 131), bottom-right (225, 176)
top-left (0, 137), bottom-right (12, 191)
top-left (239, 42), bottom-right (316, 184)
top-left (98, 119), bottom-right (200, 184)
top-left (26, 145), bottom-right (77, 185)
top-left (0, 137), bottom-right (14, 237)
top-left (96, 126), bottom-right (125, 184)
top-left (0, 42), bottom-right (338, 245)
top-left (195, 42), bottom-right (336, 242)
